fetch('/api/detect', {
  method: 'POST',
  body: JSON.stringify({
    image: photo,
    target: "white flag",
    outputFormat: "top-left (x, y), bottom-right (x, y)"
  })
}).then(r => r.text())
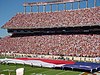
top-left (16, 68), bottom-right (24, 75)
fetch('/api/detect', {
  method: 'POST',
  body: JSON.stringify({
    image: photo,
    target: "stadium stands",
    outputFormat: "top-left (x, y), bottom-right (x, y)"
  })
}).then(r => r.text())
top-left (0, 0), bottom-right (100, 73)
top-left (2, 6), bottom-right (100, 29)
top-left (0, 0), bottom-right (100, 58)
top-left (0, 34), bottom-right (100, 57)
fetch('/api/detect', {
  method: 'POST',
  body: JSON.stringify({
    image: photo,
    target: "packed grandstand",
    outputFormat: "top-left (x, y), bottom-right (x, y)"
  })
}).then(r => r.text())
top-left (0, 0), bottom-right (100, 74)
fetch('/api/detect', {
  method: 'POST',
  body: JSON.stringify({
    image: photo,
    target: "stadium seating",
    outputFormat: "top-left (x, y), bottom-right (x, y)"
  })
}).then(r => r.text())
top-left (2, 7), bottom-right (100, 29)
top-left (0, 34), bottom-right (100, 57)
top-left (1, 6), bottom-right (100, 58)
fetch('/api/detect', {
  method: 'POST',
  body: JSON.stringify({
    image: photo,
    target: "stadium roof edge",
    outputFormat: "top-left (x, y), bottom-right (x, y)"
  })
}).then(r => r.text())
top-left (23, 0), bottom-right (81, 6)
top-left (16, 6), bottom-right (100, 14)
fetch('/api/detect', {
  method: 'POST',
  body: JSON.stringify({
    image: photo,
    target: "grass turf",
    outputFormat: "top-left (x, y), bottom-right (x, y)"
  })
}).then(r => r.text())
top-left (0, 64), bottom-right (81, 75)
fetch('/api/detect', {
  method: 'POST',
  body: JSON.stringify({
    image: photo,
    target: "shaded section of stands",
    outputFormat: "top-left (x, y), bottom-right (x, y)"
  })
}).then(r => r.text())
top-left (7, 26), bottom-right (100, 34)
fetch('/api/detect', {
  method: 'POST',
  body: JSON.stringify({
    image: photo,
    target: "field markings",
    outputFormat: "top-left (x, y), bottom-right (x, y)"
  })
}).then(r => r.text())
top-left (26, 68), bottom-right (42, 72)
top-left (0, 65), bottom-right (16, 72)
top-left (40, 69), bottom-right (52, 73)
top-left (56, 71), bottom-right (67, 75)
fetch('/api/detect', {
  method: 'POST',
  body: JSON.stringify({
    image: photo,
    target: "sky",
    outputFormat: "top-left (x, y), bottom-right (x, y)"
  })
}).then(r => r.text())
top-left (0, 0), bottom-right (100, 38)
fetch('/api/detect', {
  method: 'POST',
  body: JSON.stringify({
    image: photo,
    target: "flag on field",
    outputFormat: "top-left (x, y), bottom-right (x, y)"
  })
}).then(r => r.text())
top-left (16, 68), bottom-right (24, 75)
top-left (0, 58), bottom-right (100, 73)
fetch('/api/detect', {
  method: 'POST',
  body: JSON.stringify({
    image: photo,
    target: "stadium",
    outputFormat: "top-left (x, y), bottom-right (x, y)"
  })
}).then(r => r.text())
top-left (0, 0), bottom-right (100, 75)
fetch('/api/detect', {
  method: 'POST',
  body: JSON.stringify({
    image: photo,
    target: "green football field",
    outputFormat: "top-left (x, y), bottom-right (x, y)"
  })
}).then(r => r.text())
top-left (0, 64), bottom-right (81, 75)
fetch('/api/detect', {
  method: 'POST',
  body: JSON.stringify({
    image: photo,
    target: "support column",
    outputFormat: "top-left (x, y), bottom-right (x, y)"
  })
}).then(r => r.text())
top-left (56, 4), bottom-right (59, 11)
top-left (30, 6), bottom-right (33, 12)
top-left (37, 5), bottom-right (39, 13)
top-left (94, 0), bottom-right (96, 7)
top-left (43, 5), bottom-right (46, 12)
top-left (86, 0), bottom-right (88, 8)
top-left (78, 1), bottom-right (80, 9)
top-left (64, 3), bottom-right (66, 11)
top-left (71, 2), bottom-right (73, 10)
top-left (24, 6), bottom-right (26, 14)
top-left (50, 4), bottom-right (52, 12)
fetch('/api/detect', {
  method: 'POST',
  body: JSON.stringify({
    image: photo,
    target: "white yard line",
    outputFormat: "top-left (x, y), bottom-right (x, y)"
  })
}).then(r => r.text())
top-left (40, 70), bottom-right (52, 74)
top-left (31, 69), bottom-right (52, 75)
top-left (56, 71), bottom-right (67, 75)
top-left (26, 68), bottom-right (41, 72)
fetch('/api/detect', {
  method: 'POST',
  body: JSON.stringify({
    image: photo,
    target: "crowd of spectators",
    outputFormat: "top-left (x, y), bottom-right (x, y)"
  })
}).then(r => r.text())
top-left (2, 6), bottom-right (100, 29)
top-left (1, 6), bottom-right (100, 58)
top-left (0, 34), bottom-right (100, 57)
